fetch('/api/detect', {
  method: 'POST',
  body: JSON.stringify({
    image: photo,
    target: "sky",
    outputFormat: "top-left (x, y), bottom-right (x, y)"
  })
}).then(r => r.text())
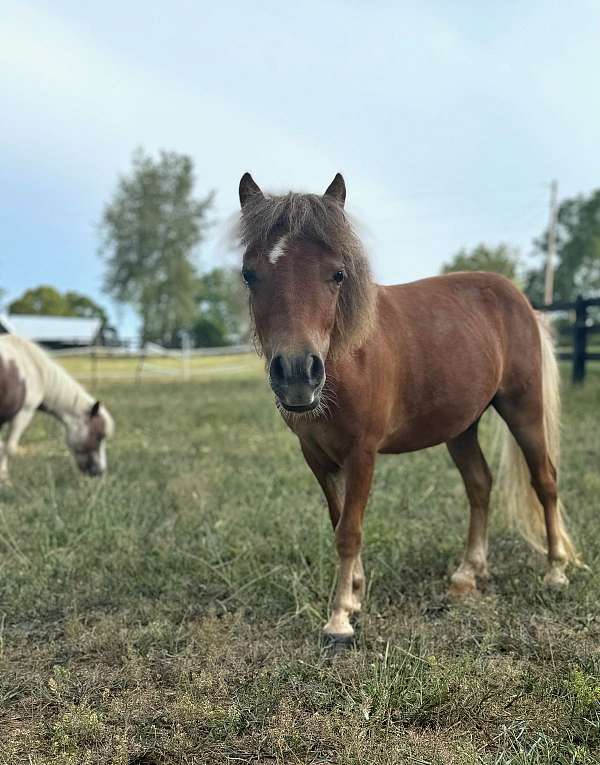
top-left (2, 1), bottom-right (600, 339)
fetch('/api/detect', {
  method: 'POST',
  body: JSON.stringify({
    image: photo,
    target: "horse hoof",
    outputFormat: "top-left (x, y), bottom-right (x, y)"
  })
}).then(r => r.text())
top-left (544, 567), bottom-right (569, 589)
top-left (448, 575), bottom-right (478, 599)
top-left (322, 632), bottom-right (355, 652)
top-left (323, 615), bottom-right (355, 647)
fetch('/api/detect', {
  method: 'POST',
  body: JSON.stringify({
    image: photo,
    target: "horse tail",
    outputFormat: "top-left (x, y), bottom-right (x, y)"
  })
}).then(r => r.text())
top-left (495, 313), bottom-right (579, 564)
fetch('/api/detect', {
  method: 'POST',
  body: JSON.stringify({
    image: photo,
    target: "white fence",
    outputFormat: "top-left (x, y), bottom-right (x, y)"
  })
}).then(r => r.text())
top-left (50, 343), bottom-right (257, 384)
top-left (49, 343), bottom-right (253, 358)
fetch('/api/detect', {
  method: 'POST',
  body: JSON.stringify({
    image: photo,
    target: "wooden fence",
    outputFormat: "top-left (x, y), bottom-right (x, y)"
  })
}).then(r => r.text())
top-left (534, 296), bottom-right (600, 383)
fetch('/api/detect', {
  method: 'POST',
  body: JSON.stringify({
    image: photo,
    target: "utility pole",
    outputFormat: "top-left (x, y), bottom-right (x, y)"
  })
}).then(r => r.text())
top-left (544, 179), bottom-right (558, 305)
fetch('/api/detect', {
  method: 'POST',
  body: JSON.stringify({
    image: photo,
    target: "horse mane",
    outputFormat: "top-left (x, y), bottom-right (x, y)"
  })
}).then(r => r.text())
top-left (237, 191), bottom-right (376, 357)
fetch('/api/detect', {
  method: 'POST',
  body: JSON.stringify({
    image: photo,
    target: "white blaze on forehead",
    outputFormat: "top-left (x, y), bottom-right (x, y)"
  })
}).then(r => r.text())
top-left (267, 235), bottom-right (288, 264)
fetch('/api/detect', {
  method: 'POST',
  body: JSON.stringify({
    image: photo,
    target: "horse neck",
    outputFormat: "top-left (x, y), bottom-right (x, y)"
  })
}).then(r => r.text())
top-left (38, 353), bottom-right (93, 424)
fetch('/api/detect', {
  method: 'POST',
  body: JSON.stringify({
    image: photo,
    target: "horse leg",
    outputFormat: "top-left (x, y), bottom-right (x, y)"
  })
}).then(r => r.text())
top-left (447, 422), bottom-right (492, 597)
top-left (301, 445), bottom-right (364, 613)
top-left (0, 428), bottom-right (8, 484)
top-left (495, 393), bottom-right (568, 587)
top-left (6, 408), bottom-right (34, 457)
top-left (324, 448), bottom-right (375, 640)
top-left (352, 552), bottom-right (366, 611)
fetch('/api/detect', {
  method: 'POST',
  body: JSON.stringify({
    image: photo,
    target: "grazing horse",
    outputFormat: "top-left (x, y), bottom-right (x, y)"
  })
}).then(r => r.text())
top-left (237, 172), bottom-right (579, 641)
top-left (0, 334), bottom-right (114, 483)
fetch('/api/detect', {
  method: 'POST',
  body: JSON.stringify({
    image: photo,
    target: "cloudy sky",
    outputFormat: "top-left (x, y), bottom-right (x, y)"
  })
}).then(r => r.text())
top-left (2, 1), bottom-right (600, 337)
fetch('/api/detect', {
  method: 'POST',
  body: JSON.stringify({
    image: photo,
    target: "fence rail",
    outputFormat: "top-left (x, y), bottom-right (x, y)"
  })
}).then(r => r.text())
top-left (49, 343), bottom-right (253, 358)
top-left (48, 343), bottom-right (257, 385)
top-left (534, 295), bottom-right (600, 383)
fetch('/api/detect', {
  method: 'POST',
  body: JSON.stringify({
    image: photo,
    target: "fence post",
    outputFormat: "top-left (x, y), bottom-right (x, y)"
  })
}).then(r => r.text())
top-left (181, 331), bottom-right (191, 382)
top-left (91, 347), bottom-right (98, 390)
top-left (135, 349), bottom-right (145, 385)
top-left (573, 295), bottom-right (587, 384)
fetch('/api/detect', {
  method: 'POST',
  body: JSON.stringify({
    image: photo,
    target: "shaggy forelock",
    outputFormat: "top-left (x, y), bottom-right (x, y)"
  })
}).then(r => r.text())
top-left (238, 192), bottom-right (350, 252)
top-left (238, 191), bottom-right (376, 356)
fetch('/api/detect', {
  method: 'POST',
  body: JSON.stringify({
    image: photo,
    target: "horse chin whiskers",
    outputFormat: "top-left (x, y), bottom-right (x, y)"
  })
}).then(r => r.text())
top-left (275, 397), bottom-right (326, 423)
top-left (274, 382), bottom-right (334, 423)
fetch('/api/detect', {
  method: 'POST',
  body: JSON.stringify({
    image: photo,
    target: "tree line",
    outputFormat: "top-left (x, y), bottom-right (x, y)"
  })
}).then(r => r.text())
top-left (3, 149), bottom-right (600, 346)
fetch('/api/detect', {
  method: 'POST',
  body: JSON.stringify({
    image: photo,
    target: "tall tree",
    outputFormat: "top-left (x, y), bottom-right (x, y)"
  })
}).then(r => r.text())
top-left (100, 149), bottom-right (213, 345)
top-left (441, 243), bottom-right (520, 281)
top-left (525, 189), bottom-right (600, 303)
top-left (8, 286), bottom-right (108, 323)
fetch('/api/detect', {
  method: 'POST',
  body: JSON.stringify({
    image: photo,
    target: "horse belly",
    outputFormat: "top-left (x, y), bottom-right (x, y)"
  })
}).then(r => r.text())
top-left (379, 418), bottom-right (475, 453)
top-left (378, 378), bottom-right (497, 454)
top-left (0, 356), bottom-right (26, 425)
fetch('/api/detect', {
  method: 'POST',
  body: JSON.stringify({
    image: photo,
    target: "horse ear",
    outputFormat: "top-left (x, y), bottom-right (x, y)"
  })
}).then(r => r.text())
top-left (324, 173), bottom-right (346, 207)
top-left (90, 401), bottom-right (101, 417)
top-left (239, 172), bottom-right (263, 208)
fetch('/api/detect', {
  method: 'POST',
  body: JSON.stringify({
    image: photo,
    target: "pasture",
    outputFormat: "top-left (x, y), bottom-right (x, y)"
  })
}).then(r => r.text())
top-left (1, 356), bottom-right (599, 764)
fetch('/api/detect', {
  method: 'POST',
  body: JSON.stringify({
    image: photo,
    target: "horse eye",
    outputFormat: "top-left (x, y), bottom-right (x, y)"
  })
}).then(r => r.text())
top-left (242, 268), bottom-right (257, 287)
top-left (333, 271), bottom-right (345, 284)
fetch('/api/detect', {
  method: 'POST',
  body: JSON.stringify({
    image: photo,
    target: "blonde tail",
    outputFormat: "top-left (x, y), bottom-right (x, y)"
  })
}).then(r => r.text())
top-left (495, 314), bottom-right (579, 564)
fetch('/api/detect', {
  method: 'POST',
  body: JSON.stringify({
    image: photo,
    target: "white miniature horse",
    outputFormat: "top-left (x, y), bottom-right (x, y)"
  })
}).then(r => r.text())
top-left (0, 334), bottom-right (114, 482)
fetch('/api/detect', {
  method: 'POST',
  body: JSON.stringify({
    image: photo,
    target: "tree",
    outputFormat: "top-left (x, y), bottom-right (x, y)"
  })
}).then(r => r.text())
top-left (10, 285), bottom-right (68, 316)
top-left (441, 244), bottom-right (520, 281)
top-left (9, 286), bottom-right (108, 323)
top-left (192, 267), bottom-right (248, 347)
top-left (525, 190), bottom-right (600, 303)
top-left (99, 149), bottom-right (213, 345)
top-left (63, 291), bottom-right (108, 323)
top-left (191, 316), bottom-right (229, 347)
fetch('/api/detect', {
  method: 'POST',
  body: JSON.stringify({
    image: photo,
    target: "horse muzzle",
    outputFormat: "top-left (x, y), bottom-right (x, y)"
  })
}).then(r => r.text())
top-left (269, 351), bottom-right (325, 412)
top-left (74, 452), bottom-right (106, 477)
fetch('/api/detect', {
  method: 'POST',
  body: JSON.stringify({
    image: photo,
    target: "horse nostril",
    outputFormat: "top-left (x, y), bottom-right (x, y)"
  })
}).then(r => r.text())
top-left (270, 354), bottom-right (286, 385)
top-left (307, 354), bottom-right (324, 386)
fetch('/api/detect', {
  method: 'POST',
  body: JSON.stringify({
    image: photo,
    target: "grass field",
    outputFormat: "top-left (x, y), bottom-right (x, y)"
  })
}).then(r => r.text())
top-left (1, 357), bottom-right (599, 764)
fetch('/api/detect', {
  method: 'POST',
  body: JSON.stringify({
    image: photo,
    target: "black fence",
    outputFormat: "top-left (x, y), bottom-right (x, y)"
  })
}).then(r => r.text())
top-left (534, 296), bottom-right (600, 383)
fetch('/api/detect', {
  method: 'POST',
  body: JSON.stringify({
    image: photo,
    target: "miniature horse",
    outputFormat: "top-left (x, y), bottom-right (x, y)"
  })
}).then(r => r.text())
top-left (237, 172), bottom-right (578, 641)
top-left (0, 334), bottom-right (114, 483)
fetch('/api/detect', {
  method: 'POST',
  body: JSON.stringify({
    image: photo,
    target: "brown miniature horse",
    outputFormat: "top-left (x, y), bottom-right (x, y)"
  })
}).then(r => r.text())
top-left (237, 172), bottom-right (578, 641)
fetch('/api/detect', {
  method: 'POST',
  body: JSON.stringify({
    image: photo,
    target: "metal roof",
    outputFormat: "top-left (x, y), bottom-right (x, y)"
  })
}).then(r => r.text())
top-left (0, 314), bottom-right (102, 344)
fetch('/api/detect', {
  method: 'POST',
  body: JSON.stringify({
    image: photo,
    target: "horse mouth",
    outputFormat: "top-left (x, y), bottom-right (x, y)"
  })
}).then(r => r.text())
top-left (279, 399), bottom-right (320, 413)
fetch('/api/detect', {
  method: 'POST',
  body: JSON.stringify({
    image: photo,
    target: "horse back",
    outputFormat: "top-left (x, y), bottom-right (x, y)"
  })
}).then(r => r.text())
top-left (381, 271), bottom-right (538, 374)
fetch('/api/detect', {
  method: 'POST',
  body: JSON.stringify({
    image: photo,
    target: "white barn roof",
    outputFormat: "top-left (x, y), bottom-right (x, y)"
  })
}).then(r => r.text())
top-left (0, 314), bottom-right (101, 345)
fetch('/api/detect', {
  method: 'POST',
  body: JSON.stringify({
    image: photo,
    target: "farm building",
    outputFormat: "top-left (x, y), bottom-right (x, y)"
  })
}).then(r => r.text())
top-left (0, 313), bottom-right (103, 349)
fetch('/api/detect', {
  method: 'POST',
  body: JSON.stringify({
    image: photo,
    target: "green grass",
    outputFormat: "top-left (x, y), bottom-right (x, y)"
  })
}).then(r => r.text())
top-left (1, 365), bottom-right (599, 764)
